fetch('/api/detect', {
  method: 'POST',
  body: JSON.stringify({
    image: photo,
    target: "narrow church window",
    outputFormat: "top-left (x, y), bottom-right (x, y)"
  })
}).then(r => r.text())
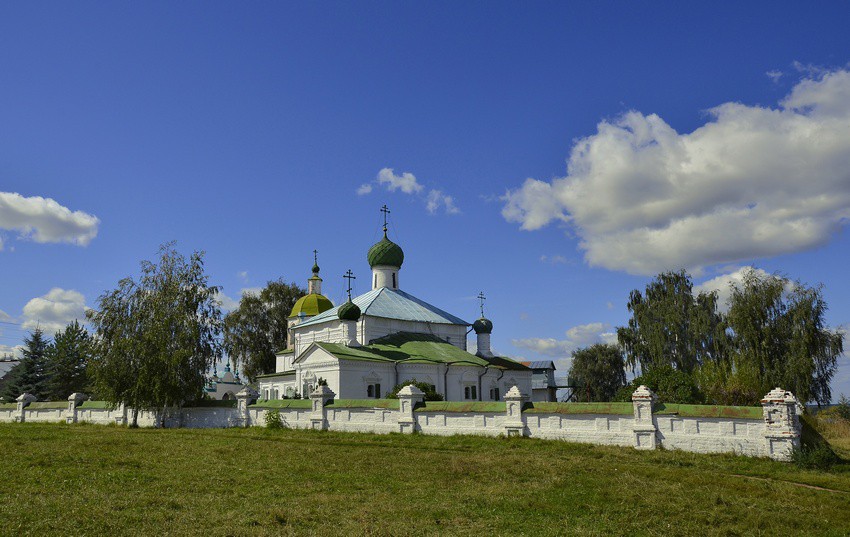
top-left (374, 274), bottom-right (377, 288)
top-left (392, 272), bottom-right (396, 287)
top-left (490, 388), bottom-right (499, 401)
top-left (367, 383), bottom-right (381, 398)
top-left (464, 385), bottom-right (477, 400)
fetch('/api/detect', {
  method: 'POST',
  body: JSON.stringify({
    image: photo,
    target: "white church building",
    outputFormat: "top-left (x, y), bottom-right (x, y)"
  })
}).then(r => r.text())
top-left (256, 212), bottom-right (531, 402)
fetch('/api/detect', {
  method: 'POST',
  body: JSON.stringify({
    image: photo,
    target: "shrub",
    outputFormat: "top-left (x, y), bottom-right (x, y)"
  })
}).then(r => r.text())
top-left (386, 379), bottom-right (443, 401)
top-left (265, 409), bottom-right (283, 429)
top-left (614, 366), bottom-right (704, 404)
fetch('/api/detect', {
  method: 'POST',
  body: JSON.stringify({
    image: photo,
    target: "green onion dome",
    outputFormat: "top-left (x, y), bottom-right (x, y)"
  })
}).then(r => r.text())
top-left (312, 262), bottom-right (320, 274)
top-left (337, 300), bottom-right (362, 321)
top-left (289, 293), bottom-right (334, 319)
top-left (472, 317), bottom-right (493, 334)
top-left (367, 233), bottom-right (404, 268)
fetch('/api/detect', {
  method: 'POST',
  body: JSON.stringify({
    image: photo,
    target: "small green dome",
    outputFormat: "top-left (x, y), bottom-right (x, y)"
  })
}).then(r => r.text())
top-left (337, 300), bottom-right (362, 321)
top-left (472, 317), bottom-right (493, 334)
top-left (289, 293), bottom-right (333, 319)
top-left (367, 234), bottom-right (404, 268)
top-left (312, 262), bottom-right (320, 274)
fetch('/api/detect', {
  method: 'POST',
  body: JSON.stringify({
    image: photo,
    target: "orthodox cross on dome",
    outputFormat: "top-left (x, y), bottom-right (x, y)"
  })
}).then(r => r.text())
top-left (380, 204), bottom-right (391, 234)
top-left (343, 269), bottom-right (356, 301)
top-left (313, 249), bottom-right (318, 264)
top-left (477, 291), bottom-right (486, 317)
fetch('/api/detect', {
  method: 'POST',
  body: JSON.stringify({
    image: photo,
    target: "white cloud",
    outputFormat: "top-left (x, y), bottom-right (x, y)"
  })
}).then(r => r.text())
top-left (21, 288), bottom-right (88, 334)
top-left (426, 189), bottom-right (460, 215)
top-left (357, 168), bottom-right (460, 215)
top-left (502, 68), bottom-right (850, 275)
top-left (218, 287), bottom-right (272, 312)
top-left (512, 322), bottom-right (617, 371)
top-left (694, 266), bottom-right (796, 313)
top-left (766, 70), bottom-right (783, 83)
top-left (377, 168), bottom-right (424, 194)
top-left (0, 309), bottom-right (11, 322)
top-left (540, 254), bottom-right (569, 265)
top-left (0, 192), bottom-right (99, 248)
top-left (237, 271), bottom-right (249, 282)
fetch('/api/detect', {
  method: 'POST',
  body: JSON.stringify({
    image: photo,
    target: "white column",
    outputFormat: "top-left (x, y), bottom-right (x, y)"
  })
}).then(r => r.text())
top-left (310, 385), bottom-right (335, 430)
top-left (66, 393), bottom-right (88, 424)
top-left (761, 387), bottom-right (801, 461)
top-left (503, 386), bottom-right (527, 437)
top-left (631, 385), bottom-right (657, 450)
top-left (396, 385), bottom-right (425, 433)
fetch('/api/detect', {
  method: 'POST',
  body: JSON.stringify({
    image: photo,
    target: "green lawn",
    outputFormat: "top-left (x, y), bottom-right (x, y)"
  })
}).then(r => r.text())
top-left (2, 424), bottom-right (849, 536)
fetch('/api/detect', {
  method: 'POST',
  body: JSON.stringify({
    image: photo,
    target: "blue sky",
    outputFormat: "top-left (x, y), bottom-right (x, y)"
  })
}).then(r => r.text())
top-left (2, 2), bottom-right (850, 399)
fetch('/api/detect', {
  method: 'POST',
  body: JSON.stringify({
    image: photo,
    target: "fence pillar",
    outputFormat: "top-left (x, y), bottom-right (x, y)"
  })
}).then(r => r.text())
top-left (396, 385), bottom-right (424, 433)
top-left (632, 385), bottom-right (657, 450)
top-left (310, 385), bottom-right (335, 431)
top-left (761, 387), bottom-right (801, 461)
top-left (504, 386), bottom-right (527, 437)
top-left (15, 393), bottom-right (36, 423)
top-left (235, 386), bottom-right (259, 427)
top-left (66, 393), bottom-right (88, 424)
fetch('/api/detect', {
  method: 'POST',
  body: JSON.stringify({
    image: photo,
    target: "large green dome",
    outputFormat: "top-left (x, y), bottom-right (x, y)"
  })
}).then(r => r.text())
top-left (289, 293), bottom-right (334, 319)
top-left (367, 234), bottom-right (404, 268)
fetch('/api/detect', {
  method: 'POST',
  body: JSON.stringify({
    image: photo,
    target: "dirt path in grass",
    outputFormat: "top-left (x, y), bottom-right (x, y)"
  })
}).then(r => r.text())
top-left (730, 474), bottom-right (848, 493)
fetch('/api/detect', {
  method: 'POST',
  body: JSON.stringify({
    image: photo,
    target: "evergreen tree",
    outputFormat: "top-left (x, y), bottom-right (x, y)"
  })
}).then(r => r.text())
top-left (2, 329), bottom-right (50, 400)
top-left (45, 320), bottom-right (92, 400)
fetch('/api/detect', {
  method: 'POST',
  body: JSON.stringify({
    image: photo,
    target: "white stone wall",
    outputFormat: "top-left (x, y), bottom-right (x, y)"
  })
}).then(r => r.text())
top-left (0, 386), bottom-right (803, 462)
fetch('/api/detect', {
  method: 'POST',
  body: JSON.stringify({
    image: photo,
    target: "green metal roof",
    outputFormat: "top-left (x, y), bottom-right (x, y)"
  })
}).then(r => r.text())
top-left (255, 371), bottom-right (296, 379)
top-left (288, 293), bottom-right (334, 319)
top-left (314, 332), bottom-right (528, 371)
top-left (367, 234), bottom-right (404, 268)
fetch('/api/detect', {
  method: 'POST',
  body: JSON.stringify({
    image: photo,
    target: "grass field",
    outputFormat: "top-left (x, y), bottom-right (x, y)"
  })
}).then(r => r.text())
top-left (2, 424), bottom-right (850, 536)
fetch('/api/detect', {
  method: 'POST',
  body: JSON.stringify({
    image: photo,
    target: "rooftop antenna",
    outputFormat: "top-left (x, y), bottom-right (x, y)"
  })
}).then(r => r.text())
top-left (343, 269), bottom-right (356, 301)
top-left (380, 204), bottom-right (391, 235)
top-left (477, 291), bottom-right (486, 318)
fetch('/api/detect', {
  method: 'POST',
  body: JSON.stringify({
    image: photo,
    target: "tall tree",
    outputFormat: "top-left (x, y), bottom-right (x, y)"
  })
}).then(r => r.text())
top-left (2, 329), bottom-right (50, 401)
top-left (617, 270), bottom-right (728, 374)
top-left (87, 243), bottom-right (223, 426)
top-left (725, 269), bottom-right (843, 405)
top-left (45, 320), bottom-right (93, 400)
top-left (568, 344), bottom-right (627, 402)
top-left (223, 279), bottom-right (304, 382)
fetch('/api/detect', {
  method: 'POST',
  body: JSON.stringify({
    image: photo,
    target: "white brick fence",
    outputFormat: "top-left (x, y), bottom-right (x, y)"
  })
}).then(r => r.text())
top-left (0, 385), bottom-right (802, 461)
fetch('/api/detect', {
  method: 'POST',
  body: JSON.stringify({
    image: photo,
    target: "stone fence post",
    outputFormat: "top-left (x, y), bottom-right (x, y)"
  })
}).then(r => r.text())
top-left (66, 393), bottom-right (89, 424)
top-left (504, 386), bottom-right (527, 437)
top-left (397, 385), bottom-right (425, 433)
top-left (15, 393), bottom-right (36, 423)
top-left (235, 386), bottom-right (259, 427)
top-left (761, 387), bottom-right (801, 461)
top-left (632, 385), bottom-right (657, 450)
top-left (310, 385), bottom-right (335, 431)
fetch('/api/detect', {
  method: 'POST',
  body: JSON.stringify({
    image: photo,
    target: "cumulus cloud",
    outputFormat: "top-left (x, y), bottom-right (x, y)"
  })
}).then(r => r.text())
top-left (512, 322), bottom-right (617, 370)
top-left (502, 68), bottom-right (850, 275)
top-left (21, 288), bottom-right (88, 334)
top-left (694, 266), bottom-right (796, 313)
top-left (426, 189), bottom-right (460, 215)
top-left (0, 192), bottom-right (99, 248)
top-left (217, 287), bottom-right (274, 312)
top-left (358, 168), bottom-right (460, 215)
top-left (511, 323), bottom-right (617, 358)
